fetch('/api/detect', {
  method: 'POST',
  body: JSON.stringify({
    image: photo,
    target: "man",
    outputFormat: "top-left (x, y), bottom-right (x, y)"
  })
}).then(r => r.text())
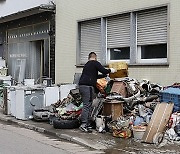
top-left (79, 52), bottom-right (116, 132)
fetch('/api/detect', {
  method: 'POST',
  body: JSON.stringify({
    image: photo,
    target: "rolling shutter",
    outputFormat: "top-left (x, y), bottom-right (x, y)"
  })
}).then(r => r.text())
top-left (137, 6), bottom-right (167, 45)
top-left (80, 19), bottom-right (101, 64)
top-left (107, 13), bottom-right (130, 48)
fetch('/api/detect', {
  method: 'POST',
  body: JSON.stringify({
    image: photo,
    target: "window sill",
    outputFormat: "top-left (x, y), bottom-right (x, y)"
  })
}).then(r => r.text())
top-left (76, 62), bottom-right (169, 68)
top-left (76, 64), bottom-right (85, 68)
top-left (128, 63), bottom-right (169, 67)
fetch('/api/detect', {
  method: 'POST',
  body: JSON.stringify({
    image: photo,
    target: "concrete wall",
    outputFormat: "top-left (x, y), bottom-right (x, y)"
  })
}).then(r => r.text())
top-left (55, 0), bottom-right (180, 86)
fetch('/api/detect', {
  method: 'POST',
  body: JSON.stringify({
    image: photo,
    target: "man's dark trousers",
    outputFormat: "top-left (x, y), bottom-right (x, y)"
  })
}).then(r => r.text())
top-left (79, 85), bottom-right (95, 126)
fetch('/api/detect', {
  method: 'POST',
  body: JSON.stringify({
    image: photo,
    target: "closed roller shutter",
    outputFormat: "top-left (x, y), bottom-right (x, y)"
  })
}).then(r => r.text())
top-left (107, 13), bottom-right (130, 48)
top-left (80, 19), bottom-right (101, 64)
top-left (137, 6), bottom-right (167, 45)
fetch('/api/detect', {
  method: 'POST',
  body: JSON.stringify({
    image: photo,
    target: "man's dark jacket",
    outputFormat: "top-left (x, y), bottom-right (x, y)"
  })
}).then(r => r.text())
top-left (79, 60), bottom-right (111, 87)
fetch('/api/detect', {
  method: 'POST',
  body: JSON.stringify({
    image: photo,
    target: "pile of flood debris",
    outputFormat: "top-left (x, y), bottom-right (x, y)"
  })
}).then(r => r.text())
top-left (33, 77), bottom-right (180, 146)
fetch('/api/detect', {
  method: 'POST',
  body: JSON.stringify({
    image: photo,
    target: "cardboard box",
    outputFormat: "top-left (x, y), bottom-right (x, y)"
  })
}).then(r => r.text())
top-left (109, 69), bottom-right (128, 79)
top-left (103, 100), bottom-right (123, 120)
top-left (109, 62), bottom-right (128, 78)
top-left (142, 102), bottom-right (174, 143)
top-left (109, 62), bottom-right (128, 70)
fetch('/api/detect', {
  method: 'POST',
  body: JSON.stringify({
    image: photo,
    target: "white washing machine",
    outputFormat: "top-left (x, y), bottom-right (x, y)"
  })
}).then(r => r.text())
top-left (44, 86), bottom-right (59, 106)
top-left (2, 86), bottom-right (16, 116)
top-left (15, 86), bottom-right (44, 120)
top-left (59, 84), bottom-right (76, 101)
top-left (7, 86), bottom-right (16, 116)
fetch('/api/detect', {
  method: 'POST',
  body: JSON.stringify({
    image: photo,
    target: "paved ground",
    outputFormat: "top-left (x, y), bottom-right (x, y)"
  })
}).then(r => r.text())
top-left (0, 110), bottom-right (180, 154)
top-left (0, 122), bottom-right (103, 154)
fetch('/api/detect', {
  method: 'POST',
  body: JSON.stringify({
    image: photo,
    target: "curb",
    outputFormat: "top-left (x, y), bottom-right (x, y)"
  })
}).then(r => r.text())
top-left (0, 115), bottom-right (106, 150)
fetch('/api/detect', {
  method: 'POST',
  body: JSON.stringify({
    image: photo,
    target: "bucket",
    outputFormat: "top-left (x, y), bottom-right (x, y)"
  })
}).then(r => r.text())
top-left (132, 126), bottom-right (147, 140)
top-left (96, 115), bottom-right (105, 132)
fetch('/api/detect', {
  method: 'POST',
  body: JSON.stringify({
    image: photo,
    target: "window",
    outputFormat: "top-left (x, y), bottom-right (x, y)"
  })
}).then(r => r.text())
top-left (141, 44), bottom-right (167, 59)
top-left (108, 47), bottom-right (130, 61)
top-left (7, 22), bottom-right (50, 82)
top-left (137, 6), bottom-right (167, 63)
top-left (79, 19), bottom-right (101, 64)
top-left (77, 6), bottom-right (168, 65)
top-left (107, 14), bottom-right (130, 62)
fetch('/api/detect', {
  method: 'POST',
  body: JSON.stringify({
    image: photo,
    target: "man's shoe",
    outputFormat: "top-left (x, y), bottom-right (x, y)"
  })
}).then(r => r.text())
top-left (87, 123), bottom-right (95, 129)
top-left (79, 125), bottom-right (92, 133)
top-left (87, 125), bottom-right (93, 129)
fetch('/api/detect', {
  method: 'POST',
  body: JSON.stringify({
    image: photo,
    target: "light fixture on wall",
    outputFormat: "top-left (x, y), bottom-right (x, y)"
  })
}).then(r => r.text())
top-left (39, 3), bottom-right (56, 13)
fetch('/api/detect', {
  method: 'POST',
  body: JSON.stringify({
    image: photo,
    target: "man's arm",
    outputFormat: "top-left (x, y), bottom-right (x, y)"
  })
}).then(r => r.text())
top-left (96, 61), bottom-right (111, 75)
top-left (97, 74), bottom-right (107, 79)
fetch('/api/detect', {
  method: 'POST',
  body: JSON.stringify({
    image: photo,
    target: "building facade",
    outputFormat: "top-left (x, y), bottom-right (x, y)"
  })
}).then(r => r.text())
top-left (55, 0), bottom-right (180, 86)
top-left (0, 0), bottom-right (55, 83)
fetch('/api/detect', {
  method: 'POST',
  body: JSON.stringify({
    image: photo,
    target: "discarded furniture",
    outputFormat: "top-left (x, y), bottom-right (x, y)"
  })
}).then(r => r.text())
top-left (103, 99), bottom-right (123, 120)
top-left (142, 102), bottom-right (174, 144)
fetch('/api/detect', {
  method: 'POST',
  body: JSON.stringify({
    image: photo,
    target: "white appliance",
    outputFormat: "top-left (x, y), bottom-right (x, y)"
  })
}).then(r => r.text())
top-left (59, 84), bottom-right (76, 101)
top-left (0, 76), bottom-right (12, 86)
top-left (2, 86), bottom-right (16, 115)
top-left (0, 57), bottom-right (6, 67)
top-left (7, 87), bottom-right (16, 116)
top-left (15, 86), bottom-right (44, 120)
top-left (24, 79), bottom-right (35, 86)
top-left (44, 86), bottom-right (59, 106)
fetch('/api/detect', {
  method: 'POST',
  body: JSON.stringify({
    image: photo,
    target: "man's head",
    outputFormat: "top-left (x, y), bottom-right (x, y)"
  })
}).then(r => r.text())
top-left (88, 52), bottom-right (97, 60)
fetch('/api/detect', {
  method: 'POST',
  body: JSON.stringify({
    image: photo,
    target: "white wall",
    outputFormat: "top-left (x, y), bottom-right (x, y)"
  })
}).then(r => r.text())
top-left (0, 0), bottom-right (55, 17)
top-left (55, 0), bottom-right (180, 86)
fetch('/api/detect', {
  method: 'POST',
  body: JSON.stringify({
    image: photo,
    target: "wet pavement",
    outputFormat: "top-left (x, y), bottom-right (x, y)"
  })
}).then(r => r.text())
top-left (0, 109), bottom-right (179, 154)
top-left (105, 138), bottom-right (180, 154)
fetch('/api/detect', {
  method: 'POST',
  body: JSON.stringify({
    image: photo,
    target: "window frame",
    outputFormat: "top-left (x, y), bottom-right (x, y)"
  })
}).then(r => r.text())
top-left (137, 45), bottom-right (168, 64)
top-left (107, 48), bottom-right (130, 64)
